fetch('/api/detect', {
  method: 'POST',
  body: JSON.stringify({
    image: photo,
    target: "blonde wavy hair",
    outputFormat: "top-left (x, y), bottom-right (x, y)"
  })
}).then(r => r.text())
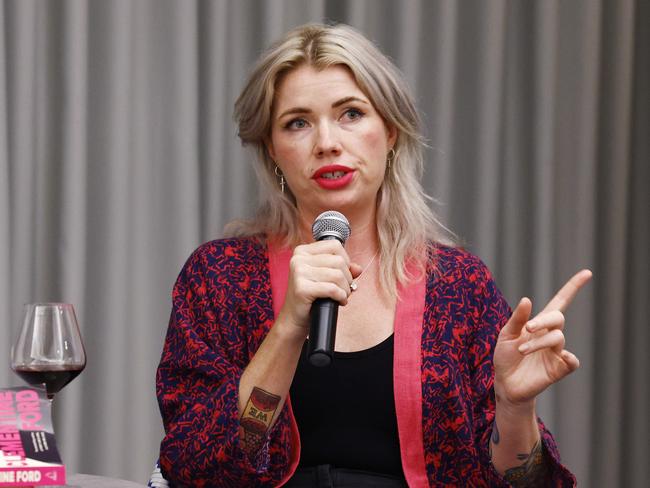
top-left (227, 23), bottom-right (454, 295)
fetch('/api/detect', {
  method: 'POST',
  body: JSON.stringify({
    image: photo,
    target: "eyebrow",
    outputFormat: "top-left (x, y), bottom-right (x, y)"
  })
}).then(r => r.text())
top-left (277, 96), bottom-right (370, 119)
top-left (332, 96), bottom-right (369, 108)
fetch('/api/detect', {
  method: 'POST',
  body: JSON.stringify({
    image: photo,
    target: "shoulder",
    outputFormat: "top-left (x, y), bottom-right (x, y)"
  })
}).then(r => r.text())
top-left (175, 237), bottom-right (268, 289)
top-left (190, 236), bottom-right (266, 259)
top-left (184, 236), bottom-right (267, 269)
top-left (428, 244), bottom-right (495, 290)
top-left (427, 244), bottom-right (511, 327)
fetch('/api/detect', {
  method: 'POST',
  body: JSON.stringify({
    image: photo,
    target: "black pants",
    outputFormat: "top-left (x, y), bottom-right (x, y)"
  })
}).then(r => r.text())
top-left (283, 465), bottom-right (409, 488)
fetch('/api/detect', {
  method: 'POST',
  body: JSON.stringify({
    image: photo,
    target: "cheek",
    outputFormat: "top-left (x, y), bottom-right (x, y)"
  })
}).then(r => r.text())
top-left (272, 138), bottom-right (302, 165)
top-left (361, 130), bottom-right (390, 166)
top-left (362, 124), bottom-right (390, 153)
top-left (273, 140), bottom-right (311, 180)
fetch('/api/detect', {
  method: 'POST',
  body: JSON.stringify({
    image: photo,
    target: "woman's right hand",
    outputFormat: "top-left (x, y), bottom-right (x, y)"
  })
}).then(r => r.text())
top-left (276, 239), bottom-right (362, 339)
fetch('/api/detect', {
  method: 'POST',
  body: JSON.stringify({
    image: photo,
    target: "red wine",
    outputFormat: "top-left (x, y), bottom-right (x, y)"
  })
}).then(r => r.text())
top-left (13, 365), bottom-right (84, 399)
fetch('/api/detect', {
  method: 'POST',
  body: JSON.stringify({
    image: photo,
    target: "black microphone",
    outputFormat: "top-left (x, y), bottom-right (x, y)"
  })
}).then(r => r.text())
top-left (307, 211), bottom-right (351, 367)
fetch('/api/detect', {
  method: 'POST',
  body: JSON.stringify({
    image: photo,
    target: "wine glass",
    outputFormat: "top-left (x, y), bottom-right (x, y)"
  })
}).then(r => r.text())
top-left (11, 303), bottom-right (86, 400)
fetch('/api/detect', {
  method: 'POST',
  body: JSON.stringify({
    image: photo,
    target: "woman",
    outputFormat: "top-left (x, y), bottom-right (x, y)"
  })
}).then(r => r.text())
top-left (155, 23), bottom-right (590, 487)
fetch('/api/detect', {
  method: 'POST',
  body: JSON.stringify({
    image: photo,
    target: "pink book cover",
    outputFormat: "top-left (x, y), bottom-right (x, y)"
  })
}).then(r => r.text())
top-left (0, 387), bottom-right (65, 486)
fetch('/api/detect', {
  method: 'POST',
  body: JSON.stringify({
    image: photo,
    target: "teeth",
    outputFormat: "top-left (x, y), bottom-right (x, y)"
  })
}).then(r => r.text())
top-left (322, 171), bottom-right (346, 179)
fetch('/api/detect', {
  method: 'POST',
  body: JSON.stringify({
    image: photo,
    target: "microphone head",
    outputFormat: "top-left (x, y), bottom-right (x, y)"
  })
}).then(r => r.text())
top-left (312, 211), bottom-right (351, 244)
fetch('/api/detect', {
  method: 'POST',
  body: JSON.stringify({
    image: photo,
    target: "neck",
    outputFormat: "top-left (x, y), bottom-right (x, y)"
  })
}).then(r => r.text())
top-left (345, 221), bottom-right (379, 261)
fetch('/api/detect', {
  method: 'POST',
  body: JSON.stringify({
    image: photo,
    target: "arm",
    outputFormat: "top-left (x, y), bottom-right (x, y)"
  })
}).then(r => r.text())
top-left (468, 264), bottom-right (586, 486)
top-left (490, 398), bottom-right (546, 485)
top-left (235, 316), bottom-right (304, 459)
top-left (157, 239), bottom-right (358, 485)
top-left (156, 243), bottom-right (289, 486)
top-left (490, 271), bottom-right (591, 486)
top-left (236, 239), bottom-right (360, 456)
top-left (489, 297), bottom-right (550, 485)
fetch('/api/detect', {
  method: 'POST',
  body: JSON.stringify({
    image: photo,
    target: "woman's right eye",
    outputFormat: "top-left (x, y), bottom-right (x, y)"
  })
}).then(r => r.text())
top-left (285, 118), bottom-right (309, 130)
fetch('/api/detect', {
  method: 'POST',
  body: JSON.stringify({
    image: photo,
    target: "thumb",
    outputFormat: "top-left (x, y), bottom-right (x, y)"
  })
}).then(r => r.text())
top-left (500, 297), bottom-right (533, 338)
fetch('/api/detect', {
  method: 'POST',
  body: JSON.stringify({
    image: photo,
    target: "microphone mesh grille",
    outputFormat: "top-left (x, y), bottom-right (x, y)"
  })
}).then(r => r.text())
top-left (312, 211), bottom-right (351, 243)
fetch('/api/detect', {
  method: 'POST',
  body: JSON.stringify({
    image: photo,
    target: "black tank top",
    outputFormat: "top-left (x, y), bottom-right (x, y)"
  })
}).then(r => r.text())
top-left (289, 334), bottom-right (403, 477)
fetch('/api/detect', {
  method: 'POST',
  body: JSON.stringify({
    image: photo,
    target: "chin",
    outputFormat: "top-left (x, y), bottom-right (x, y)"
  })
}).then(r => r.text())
top-left (320, 198), bottom-right (375, 217)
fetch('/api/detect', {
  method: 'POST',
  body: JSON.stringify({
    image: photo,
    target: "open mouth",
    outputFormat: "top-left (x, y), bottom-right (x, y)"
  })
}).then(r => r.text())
top-left (320, 171), bottom-right (347, 179)
top-left (312, 165), bottom-right (355, 189)
top-left (313, 165), bottom-right (353, 179)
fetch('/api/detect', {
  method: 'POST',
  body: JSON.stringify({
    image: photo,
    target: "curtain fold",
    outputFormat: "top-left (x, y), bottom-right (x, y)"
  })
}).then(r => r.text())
top-left (1, 1), bottom-right (647, 485)
top-left (0, 0), bottom-right (9, 381)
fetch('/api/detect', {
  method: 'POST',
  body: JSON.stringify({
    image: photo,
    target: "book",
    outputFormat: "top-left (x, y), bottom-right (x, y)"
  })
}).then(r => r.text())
top-left (0, 386), bottom-right (65, 486)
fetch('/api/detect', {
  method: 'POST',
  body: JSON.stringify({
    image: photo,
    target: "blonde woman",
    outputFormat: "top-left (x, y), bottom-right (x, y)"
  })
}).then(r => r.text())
top-left (155, 23), bottom-right (590, 487)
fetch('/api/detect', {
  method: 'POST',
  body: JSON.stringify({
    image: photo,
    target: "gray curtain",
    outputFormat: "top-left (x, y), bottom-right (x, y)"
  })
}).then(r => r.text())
top-left (1, 0), bottom-right (647, 485)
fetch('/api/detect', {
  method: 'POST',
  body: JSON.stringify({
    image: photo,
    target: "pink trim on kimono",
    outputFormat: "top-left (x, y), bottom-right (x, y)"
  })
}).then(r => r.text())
top-left (394, 264), bottom-right (428, 487)
top-left (267, 240), bottom-right (301, 486)
top-left (268, 240), bottom-right (429, 486)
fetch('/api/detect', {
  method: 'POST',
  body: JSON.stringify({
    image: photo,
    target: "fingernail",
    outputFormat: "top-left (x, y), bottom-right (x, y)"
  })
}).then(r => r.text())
top-left (518, 343), bottom-right (530, 353)
top-left (526, 320), bottom-right (537, 330)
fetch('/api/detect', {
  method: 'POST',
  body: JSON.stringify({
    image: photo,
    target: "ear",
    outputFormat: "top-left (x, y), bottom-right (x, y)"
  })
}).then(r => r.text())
top-left (386, 123), bottom-right (398, 149)
top-left (264, 136), bottom-right (276, 162)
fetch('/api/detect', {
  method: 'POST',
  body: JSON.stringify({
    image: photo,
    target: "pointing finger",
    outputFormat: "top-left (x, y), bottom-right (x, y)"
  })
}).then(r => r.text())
top-left (541, 269), bottom-right (592, 314)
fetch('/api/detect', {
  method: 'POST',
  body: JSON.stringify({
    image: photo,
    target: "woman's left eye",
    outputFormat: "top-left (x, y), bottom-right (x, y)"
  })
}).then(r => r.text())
top-left (342, 108), bottom-right (364, 121)
top-left (285, 118), bottom-right (309, 130)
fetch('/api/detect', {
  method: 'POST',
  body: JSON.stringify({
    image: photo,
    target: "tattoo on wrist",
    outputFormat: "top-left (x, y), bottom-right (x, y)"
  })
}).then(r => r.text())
top-left (503, 440), bottom-right (550, 487)
top-left (239, 387), bottom-right (281, 457)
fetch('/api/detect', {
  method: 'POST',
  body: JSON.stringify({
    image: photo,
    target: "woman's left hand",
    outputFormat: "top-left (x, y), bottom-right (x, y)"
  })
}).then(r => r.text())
top-left (493, 270), bottom-right (592, 408)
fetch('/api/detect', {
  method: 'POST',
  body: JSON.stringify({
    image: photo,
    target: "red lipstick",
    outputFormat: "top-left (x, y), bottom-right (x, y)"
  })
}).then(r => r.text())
top-left (312, 165), bottom-right (355, 190)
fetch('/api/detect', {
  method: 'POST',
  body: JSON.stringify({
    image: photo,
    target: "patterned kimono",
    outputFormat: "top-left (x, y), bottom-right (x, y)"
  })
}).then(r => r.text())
top-left (156, 237), bottom-right (576, 487)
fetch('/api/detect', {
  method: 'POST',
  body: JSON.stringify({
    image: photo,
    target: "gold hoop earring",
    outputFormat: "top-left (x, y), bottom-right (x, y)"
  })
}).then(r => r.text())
top-left (386, 148), bottom-right (396, 170)
top-left (274, 165), bottom-right (285, 194)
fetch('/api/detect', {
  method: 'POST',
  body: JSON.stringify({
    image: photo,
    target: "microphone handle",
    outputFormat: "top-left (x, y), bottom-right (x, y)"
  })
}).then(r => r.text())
top-left (307, 234), bottom-right (344, 367)
top-left (308, 297), bottom-right (339, 367)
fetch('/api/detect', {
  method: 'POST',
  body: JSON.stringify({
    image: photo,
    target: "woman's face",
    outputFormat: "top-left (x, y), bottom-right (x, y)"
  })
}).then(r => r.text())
top-left (267, 64), bottom-right (396, 224)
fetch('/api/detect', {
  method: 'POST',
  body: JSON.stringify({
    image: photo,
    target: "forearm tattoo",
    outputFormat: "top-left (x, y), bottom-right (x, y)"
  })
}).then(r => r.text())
top-left (491, 422), bottom-right (550, 487)
top-left (239, 387), bottom-right (281, 457)
top-left (503, 440), bottom-right (549, 487)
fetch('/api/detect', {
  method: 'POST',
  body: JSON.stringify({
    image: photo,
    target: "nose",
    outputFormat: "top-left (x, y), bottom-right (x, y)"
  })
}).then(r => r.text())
top-left (313, 121), bottom-right (342, 158)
